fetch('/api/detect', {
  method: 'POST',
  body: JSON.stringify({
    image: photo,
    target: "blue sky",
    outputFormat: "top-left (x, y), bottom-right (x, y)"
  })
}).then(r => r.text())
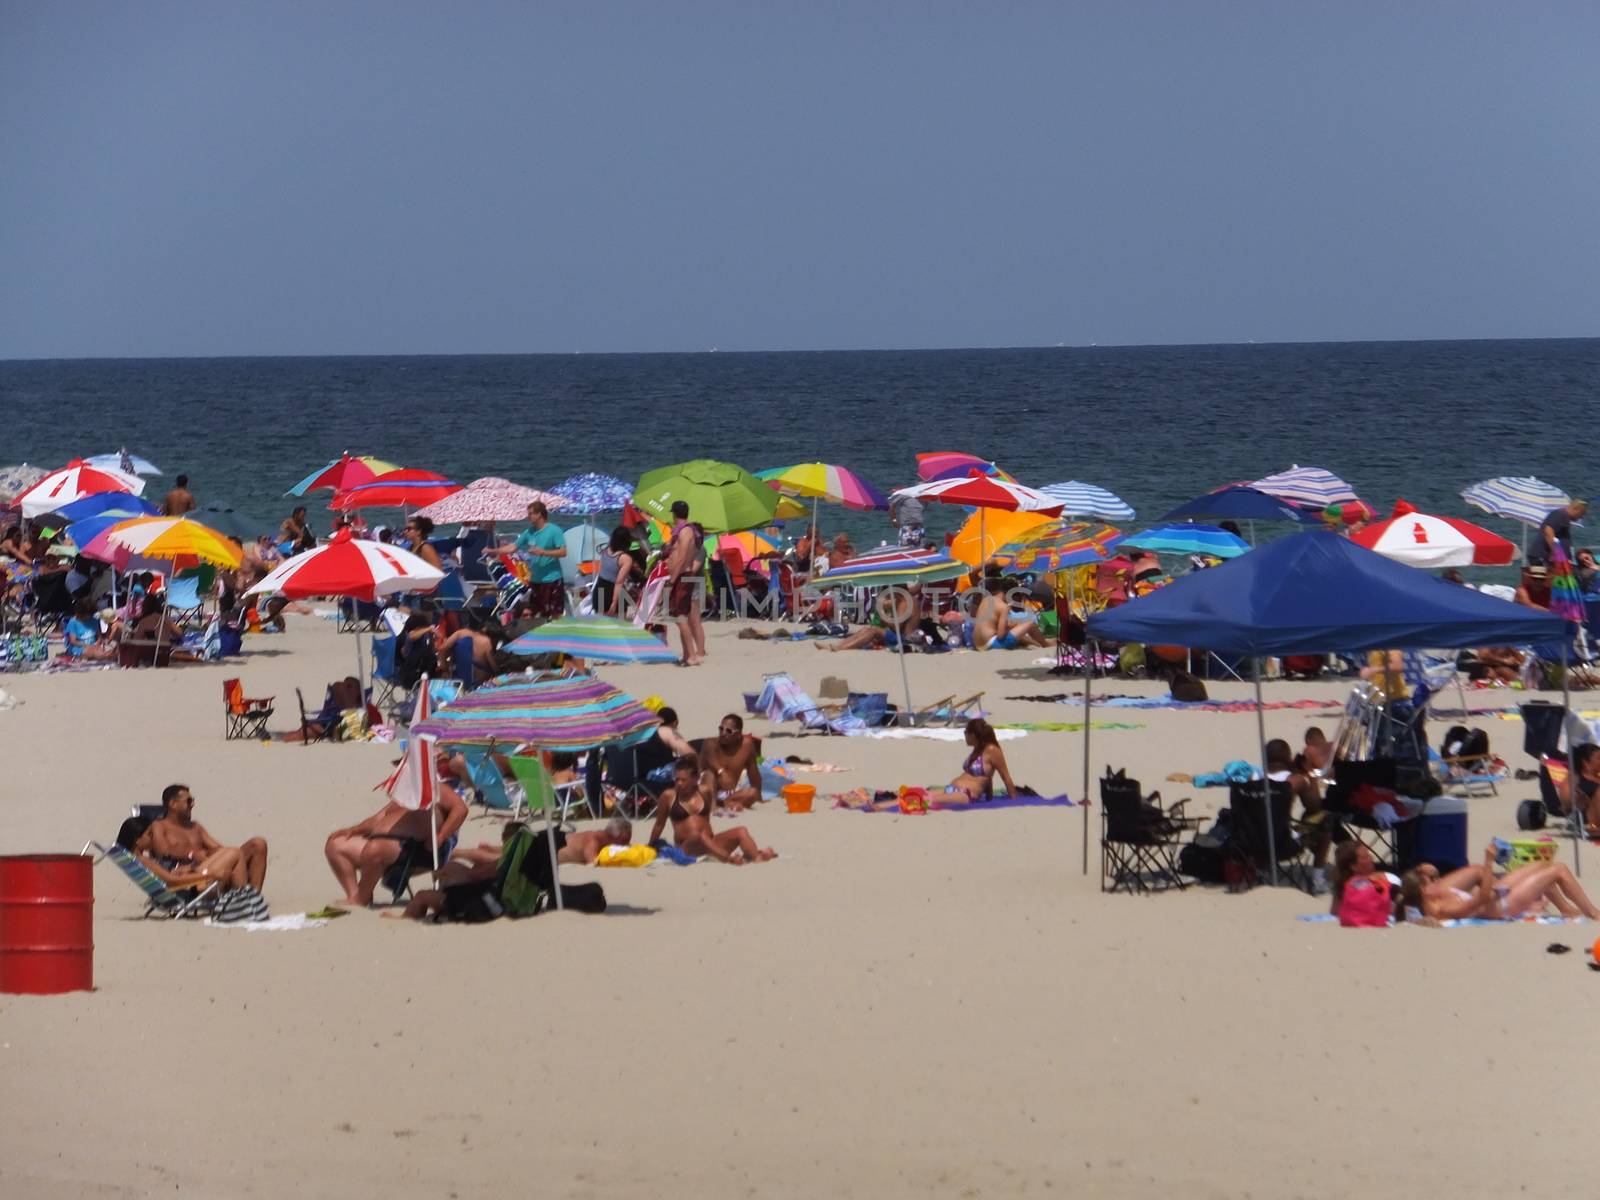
top-left (2, 1), bottom-right (1596, 356)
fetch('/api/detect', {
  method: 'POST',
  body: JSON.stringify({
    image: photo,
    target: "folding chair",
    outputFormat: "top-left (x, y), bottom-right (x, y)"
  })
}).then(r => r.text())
top-left (458, 744), bottom-right (515, 812)
top-left (905, 691), bottom-right (986, 727)
top-left (1321, 758), bottom-right (1404, 868)
top-left (335, 597), bottom-right (382, 633)
top-left (451, 636), bottom-right (479, 692)
top-left (1100, 770), bottom-right (1194, 893)
top-left (505, 754), bottom-right (583, 826)
top-left (295, 686), bottom-right (337, 746)
top-left (1225, 778), bottom-right (1315, 892)
top-left (371, 634), bottom-right (401, 718)
top-left (85, 842), bottom-right (221, 919)
top-left (164, 575), bottom-right (205, 627)
top-left (222, 677), bottom-right (274, 740)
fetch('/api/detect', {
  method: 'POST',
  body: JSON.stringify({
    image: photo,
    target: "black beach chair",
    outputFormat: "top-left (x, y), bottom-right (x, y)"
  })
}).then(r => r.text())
top-left (1100, 769), bottom-right (1193, 894)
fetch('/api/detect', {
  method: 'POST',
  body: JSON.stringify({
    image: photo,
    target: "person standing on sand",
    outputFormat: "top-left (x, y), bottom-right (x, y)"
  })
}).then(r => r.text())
top-left (508, 500), bottom-right (567, 621)
top-left (162, 474), bottom-right (195, 516)
top-left (890, 488), bottom-right (925, 548)
top-left (666, 500), bottom-right (705, 665)
top-left (1527, 498), bottom-right (1587, 567)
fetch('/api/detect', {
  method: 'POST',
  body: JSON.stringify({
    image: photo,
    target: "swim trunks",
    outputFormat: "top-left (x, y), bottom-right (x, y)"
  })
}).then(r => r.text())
top-left (668, 579), bottom-right (699, 618)
top-left (985, 632), bottom-right (1020, 650)
top-left (526, 580), bottom-right (567, 620)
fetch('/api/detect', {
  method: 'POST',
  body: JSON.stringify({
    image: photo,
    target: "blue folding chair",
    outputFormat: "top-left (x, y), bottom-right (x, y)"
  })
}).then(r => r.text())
top-left (164, 575), bottom-right (204, 626)
top-left (371, 634), bottom-right (401, 718)
top-left (458, 744), bottom-right (514, 812)
top-left (451, 636), bottom-right (478, 692)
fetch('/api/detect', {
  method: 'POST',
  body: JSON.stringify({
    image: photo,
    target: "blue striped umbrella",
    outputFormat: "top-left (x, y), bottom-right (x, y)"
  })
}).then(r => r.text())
top-left (1122, 524), bottom-right (1251, 558)
top-left (814, 545), bottom-right (970, 589)
top-left (1251, 466), bottom-right (1358, 508)
top-left (1037, 481), bottom-right (1135, 522)
top-left (505, 616), bottom-right (678, 663)
top-left (1460, 477), bottom-right (1572, 526)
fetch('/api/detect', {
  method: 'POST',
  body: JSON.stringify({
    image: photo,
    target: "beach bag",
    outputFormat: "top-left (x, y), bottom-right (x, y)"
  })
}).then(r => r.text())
top-left (595, 845), bottom-right (656, 868)
top-left (1177, 837), bottom-right (1227, 883)
top-left (211, 885), bottom-right (270, 925)
top-left (1517, 799), bottom-right (1547, 831)
top-left (1337, 876), bottom-right (1393, 927)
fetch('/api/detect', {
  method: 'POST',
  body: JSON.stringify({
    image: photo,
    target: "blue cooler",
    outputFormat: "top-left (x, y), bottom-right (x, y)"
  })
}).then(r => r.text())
top-left (1405, 796), bottom-right (1469, 871)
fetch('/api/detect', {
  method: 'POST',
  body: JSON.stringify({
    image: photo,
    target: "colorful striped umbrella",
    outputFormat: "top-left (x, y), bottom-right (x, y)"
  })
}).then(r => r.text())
top-left (891, 474), bottom-right (1063, 515)
top-left (633, 459), bottom-right (777, 533)
top-left (410, 673), bottom-right (660, 751)
top-left (1122, 524), bottom-right (1251, 558)
top-left (992, 520), bottom-right (1124, 572)
top-left (757, 463), bottom-right (889, 511)
top-left (287, 453), bottom-right (399, 497)
top-left (83, 515), bottom-right (244, 571)
top-left (244, 528), bottom-right (444, 601)
top-left (1549, 543), bottom-right (1586, 624)
top-left (411, 476), bottom-right (566, 524)
top-left (550, 473), bottom-right (635, 515)
top-left (1251, 466), bottom-right (1359, 509)
top-left (1037, 482), bottom-right (1135, 522)
top-left (505, 616), bottom-right (678, 663)
top-left (330, 469), bottom-right (460, 511)
top-left (12, 460), bottom-right (146, 518)
top-left (914, 452), bottom-right (1015, 483)
top-left (813, 545), bottom-right (970, 589)
top-left (1460, 477), bottom-right (1572, 526)
top-left (1350, 509), bottom-right (1516, 568)
top-left (717, 531), bottom-right (780, 560)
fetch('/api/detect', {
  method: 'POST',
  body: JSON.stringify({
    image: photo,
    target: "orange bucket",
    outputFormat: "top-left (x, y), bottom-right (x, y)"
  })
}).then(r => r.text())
top-left (782, 783), bottom-right (815, 813)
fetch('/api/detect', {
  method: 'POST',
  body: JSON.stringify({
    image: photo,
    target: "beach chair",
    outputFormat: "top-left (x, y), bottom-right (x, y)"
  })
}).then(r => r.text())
top-left (458, 744), bottom-right (515, 813)
top-left (903, 691), bottom-right (985, 727)
top-left (164, 575), bottom-right (205, 627)
top-left (335, 597), bottom-right (382, 633)
top-left (1429, 746), bottom-right (1499, 799)
top-left (1224, 779), bottom-right (1314, 892)
top-left (296, 686), bottom-right (338, 746)
top-left (505, 754), bottom-right (583, 827)
top-left (85, 842), bottom-right (220, 919)
top-left (750, 672), bottom-right (871, 735)
top-left (1099, 769), bottom-right (1193, 894)
top-left (371, 634), bottom-right (401, 718)
top-left (1321, 758), bottom-right (1405, 868)
top-left (222, 677), bottom-right (274, 740)
top-left (450, 636), bottom-right (478, 692)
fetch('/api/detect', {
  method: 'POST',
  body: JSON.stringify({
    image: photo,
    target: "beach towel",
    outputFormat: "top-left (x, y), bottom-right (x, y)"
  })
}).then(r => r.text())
top-left (994, 721), bottom-right (1144, 733)
top-left (1297, 913), bottom-right (1588, 926)
top-left (1034, 694), bottom-right (1342, 712)
top-left (833, 788), bottom-right (1075, 811)
top-left (595, 845), bottom-right (657, 868)
top-left (1191, 760), bottom-right (1259, 788)
top-left (844, 728), bottom-right (1026, 742)
top-left (205, 912), bottom-right (330, 932)
top-left (652, 844), bottom-right (698, 865)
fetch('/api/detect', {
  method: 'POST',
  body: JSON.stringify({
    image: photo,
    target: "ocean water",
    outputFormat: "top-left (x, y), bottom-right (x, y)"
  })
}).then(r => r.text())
top-left (3, 340), bottom-right (1597, 550)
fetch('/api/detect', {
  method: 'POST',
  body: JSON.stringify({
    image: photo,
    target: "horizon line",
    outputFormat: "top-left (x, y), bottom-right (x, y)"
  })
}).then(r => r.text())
top-left (2, 333), bottom-right (1597, 365)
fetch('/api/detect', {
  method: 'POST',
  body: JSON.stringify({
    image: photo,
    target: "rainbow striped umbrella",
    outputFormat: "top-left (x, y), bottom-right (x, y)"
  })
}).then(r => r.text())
top-left (992, 520), bottom-right (1124, 571)
top-left (505, 616), bottom-right (678, 664)
top-left (757, 463), bottom-right (889, 511)
top-left (813, 545), bottom-right (970, 589)
top-left (286, 453), bottom-right (399, 497)
top-left (83, 515), bottom-right (244, 572)
top-left (411, 673), bottom-right (659, 751)
top-left (1549, 543), bottom-right (1585, 624)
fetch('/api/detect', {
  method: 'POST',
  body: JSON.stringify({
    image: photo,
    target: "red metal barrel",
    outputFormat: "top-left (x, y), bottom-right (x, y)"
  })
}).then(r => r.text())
top-left (0, 854), bottom-right (94, 994)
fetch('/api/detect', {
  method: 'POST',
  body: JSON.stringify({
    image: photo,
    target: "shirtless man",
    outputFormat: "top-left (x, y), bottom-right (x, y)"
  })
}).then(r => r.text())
top-left (146, 784), bottom-right (269, 891)
top-left (972, 577), bottom-right (1047, 651)
top-left (162, 474), bottom-right (196, 517)
top-left (698, 713), bottom-right (762, 809)
top-left (648, 758), bottom-right (775, 865)
top-left (817, 585), bottom-right (921, 653)
top-left (323, 784), bottom-right (469, 906)
top-left (559, 817), bottom-right (634, 865)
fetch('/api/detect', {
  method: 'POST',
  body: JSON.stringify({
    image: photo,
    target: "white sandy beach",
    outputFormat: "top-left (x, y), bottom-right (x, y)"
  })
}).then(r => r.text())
top-left (2, 617), bottom-right (1596, 1199)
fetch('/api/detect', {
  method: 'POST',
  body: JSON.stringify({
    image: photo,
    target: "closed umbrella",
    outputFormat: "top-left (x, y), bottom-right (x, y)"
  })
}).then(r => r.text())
top-left (633, 460), bottom-right (777, 533)
top-left (505, 615), bottom-right (677, 664)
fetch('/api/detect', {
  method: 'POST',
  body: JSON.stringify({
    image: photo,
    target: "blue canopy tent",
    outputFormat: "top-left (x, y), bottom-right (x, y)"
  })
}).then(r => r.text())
top-left (1155, 485), bottom-right (1323, 533)
top-left (1082, 532), bottom-right (1571, 881)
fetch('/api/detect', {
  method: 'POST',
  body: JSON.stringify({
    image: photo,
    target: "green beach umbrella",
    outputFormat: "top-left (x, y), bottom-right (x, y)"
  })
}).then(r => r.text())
top-left (633, 459), bottom-right (777, 534)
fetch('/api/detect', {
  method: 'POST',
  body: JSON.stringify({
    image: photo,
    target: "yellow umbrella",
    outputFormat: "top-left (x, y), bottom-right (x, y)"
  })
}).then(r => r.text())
top-left (949, 509), bottom-right (1052, 567)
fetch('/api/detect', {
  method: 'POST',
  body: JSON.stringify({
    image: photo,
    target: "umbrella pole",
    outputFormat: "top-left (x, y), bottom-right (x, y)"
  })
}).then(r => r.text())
top-left (1253, 658), bottom-right (1279, 885)
top-left (1565, 641), bottom-right (1580, 878)
top-left (896, 606), bottom-right (915, 725)
top-left (546, 806), bottom-right (564, 911)
top-left (1082, 636), bottom-right (1093, 876)
top-left (430, 803), bottom-right (441, 882)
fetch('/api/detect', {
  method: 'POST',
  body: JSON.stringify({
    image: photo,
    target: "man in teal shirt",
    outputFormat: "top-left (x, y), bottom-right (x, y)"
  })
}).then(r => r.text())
top-left (510, 500), bottom-right (567, 620)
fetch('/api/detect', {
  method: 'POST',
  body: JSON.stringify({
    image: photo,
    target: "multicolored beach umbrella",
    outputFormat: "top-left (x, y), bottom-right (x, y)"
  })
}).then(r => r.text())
top-left (412, 476), bottom-right (565, 524)
top-left (891, 473), bottom-right (1063, 516)
top-left (287, 453), bottom-right (399, 497)
top-left (1121, 524), bottom-right (1251, 559)
top-left (757, 463), bottom-right (890, 511)
top-left (244, 528), bottom-right (444, 601)
top-left (992, 520), bottom-right (1125, 572)
top-left (1036, 481), bottom-right (1135, 523)
top-left (914, 452), bottom-right (1015, 483)
top-left (84, 516), bottom-right (244, 572)
top-left (633, 459), bottom-right (777, 533)
top-left (1350, 506), bottom-right (1516, 568)
top-left (505, 616), bottom-right (678, 664)
top-left (330, 469), bottom-right (460, 511)
top-left (1460, 477), bottom-right (1572, 526)
top-left (11, 460), bottom-right (146, 519)
top-left (550, 473), bottom-right (635, 515)
top-left (1251, 465), bottom-right (1359, 509)
top-left (1549, 543), bottom-right (1586, 624)
top-left (410, 673), bottom-right (660, 751)
top-left (813, 545), bottom-right (970, 589)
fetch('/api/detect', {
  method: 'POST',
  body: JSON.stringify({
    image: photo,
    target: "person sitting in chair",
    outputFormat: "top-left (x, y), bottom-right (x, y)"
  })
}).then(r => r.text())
top-left (972, 576), bottom-right (1047, 651)
top-left (145, 784), bottom-right (270, 893)
top-left (697, 713), bottom-right (762, 810)
top-left (281, 675), bottom-right (365, 742)
top-left (323, 784), bottom-right (469, 907)
top-left (648, 758), bottom-right (776, 864)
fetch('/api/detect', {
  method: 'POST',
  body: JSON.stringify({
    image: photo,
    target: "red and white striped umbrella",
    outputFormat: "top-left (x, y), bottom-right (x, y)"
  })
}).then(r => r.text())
top-left (891, 472), bottom-right (1064, 515)
top-left (381, 681), bottom-right (444, 876)
top-left (411, 476), bottom-right (567, 524)
top-left (330, 469), bottom-right (460, 511)
top-left (1350, 509), bottom-right (1516, 567)
top-left (11, 459), bottom-right (145, 518)
top-left (243, 528), bottom-right (445, 601)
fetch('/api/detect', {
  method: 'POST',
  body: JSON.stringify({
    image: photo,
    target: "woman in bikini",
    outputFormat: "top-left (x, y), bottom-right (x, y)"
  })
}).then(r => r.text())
top-left (1400, 843), bottom-right (1600, 922)
top-left (945, 718), bottom-right (1018, 803)
top-left (647, 757), bottom-right (776, 864)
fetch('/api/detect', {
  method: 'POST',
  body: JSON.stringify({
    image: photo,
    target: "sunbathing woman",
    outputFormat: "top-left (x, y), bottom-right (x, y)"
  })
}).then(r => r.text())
top-left (1401, 844), bottom-right (1600, 922)
top-left (943, 718), bottom-right (1019, 803)
top-left (647, 757), bottom-right (776, 864)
